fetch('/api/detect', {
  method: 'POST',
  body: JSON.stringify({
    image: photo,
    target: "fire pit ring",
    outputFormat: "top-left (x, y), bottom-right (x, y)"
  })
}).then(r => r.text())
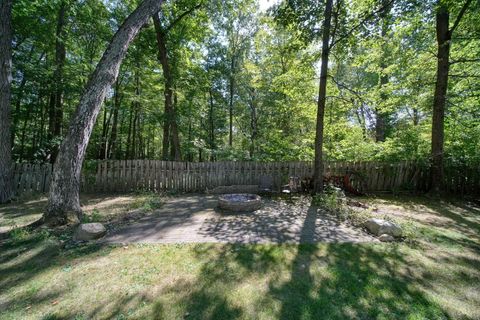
top-left (218, 193), bottom-right (262, 212)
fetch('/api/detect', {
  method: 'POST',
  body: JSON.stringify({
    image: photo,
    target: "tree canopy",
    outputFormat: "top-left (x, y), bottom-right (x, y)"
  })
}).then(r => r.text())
top-left (8, 0), bottom-right (478, 167)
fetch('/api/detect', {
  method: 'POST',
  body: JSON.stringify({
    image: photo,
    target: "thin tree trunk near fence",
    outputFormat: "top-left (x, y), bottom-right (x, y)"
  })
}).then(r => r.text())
top-left (11, 160), bottom-right (479, 197)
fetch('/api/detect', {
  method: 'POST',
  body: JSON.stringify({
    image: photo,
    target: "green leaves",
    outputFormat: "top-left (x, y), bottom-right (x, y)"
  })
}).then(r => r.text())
top-left (8, 0), bottom-right (480, 164)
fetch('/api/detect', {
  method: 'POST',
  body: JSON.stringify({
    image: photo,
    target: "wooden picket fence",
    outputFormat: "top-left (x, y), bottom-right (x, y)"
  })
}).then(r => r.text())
top-left (10, 160), bottom-right (480, 196)
top-left (12, 163), bottom-right (53, 196)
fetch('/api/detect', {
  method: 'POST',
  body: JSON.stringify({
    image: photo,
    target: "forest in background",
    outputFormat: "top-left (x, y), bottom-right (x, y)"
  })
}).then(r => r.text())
top-left (5, 0), bottom-right (479, 163)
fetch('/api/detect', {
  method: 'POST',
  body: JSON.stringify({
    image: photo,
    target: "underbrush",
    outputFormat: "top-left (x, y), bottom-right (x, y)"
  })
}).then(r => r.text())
top-left (312, 187), bottom-right (418, 243)
top-left (80, 192), bottom-right (164, 224)
top-left (129, 191), bottom-right (164, 212)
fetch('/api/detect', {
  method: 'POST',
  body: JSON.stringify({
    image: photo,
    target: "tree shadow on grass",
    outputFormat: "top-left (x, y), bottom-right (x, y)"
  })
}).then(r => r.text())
top-left (375, 194), bottom-right (480, 239)
top-left (269, 204), bottom-right (451, 319)
top-left (424, 201), bottom-right (480, 236)
top-left (151, 205), bottom-right (453, 320)
top-left (151, 243), bottom-right (286, 319)
top-left (271, 243), bottom-right (450, 320)
top-left (2, 196), bottom-right (476, 319)
top-left (0, 232), bottom-right (106, 317)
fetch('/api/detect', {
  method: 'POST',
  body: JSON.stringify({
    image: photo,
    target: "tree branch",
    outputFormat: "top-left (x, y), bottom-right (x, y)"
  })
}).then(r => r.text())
top-left (449, 0), bottom-right (473, 35)
top-left (329, 0), bottom-right (395, 49)
top-left (164, 2), bottom-right (203, 34)
top-left (450, 58), bottom-right (480, 65)
top-left (449, 74), bottom-right (480, 78)
top-left (329, 0), bottom-right (342, 47)
top-left (329, 75), bottom-right (366, 98)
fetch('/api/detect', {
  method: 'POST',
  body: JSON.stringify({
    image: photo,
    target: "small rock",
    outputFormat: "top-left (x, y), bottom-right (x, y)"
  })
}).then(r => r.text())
top-left (364, 218), bottom-right (402, 237)
top-left (378, 234), bottom-right (395, 242)
top-left (74, 223), bottom-right (106, 241)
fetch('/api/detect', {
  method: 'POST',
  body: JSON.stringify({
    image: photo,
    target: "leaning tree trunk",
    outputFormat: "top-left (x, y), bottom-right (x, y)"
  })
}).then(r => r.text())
top-left (44, 0), bottom-right (164, 226)
top-left (313, 0), bottom-right (333, 193)
top-left (0, 0), bottom-right (14, 204)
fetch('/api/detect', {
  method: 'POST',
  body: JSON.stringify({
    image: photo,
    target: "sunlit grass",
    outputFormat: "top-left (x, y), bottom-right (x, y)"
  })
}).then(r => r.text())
top-left (1, 195), bottom-right (479, 319)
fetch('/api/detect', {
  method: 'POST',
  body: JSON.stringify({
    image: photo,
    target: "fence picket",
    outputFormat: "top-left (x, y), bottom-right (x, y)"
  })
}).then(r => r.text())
top-left (10, 160), bottom-right (479, 196)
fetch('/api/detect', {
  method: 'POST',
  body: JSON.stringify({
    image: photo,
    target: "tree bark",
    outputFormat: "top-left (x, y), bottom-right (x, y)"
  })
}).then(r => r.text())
top-left (132, 106), bottom-right (139, 158)
top-left (0, 0), bottom-right (14, 203)
top-left (170, 89), bottom-right (181, 160)
top-left (313, 0), bottom-right (333, 193)
top-left (11, 45), bottom-right (34, 147)
top-left (375, 0), bottom-right (392, 142)
top-left (248, 88), bottom-right (257, 159)
top-left (431, 6), bottom-right (449, 193)
top-left (153, 14), bottom-right (174, 160)
top-left (44, 0), bottom-right (164, 226)
top-left (19, 96), bottom-right (34, 161)
top-left (208, 88), bottom-right (215, 159)
top-left (228, 55), bottom-right (235, 147)
top-left (108, 78), bottom-right (121, 159)
top-left (430, 0), bottom-right (472, 193)
top-left (126, 102), bottom-right (134, 160)
top-left (98, 99), bottom-right (113, 160)
top-left (48, 1), bottom-right (67, 163)
top-left (132, 59), bottom-right (141, 158)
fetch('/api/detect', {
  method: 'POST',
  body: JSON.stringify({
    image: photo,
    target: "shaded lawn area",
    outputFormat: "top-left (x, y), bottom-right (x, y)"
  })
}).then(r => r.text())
top-left (1, 195), bottom-right (480, 319)
top-left (0, 193), bottom-right (162, 234)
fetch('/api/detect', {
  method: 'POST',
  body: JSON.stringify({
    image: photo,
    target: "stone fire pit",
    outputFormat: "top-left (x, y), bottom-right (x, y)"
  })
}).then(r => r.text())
top-left (218, 193), bottom-right (262, 212)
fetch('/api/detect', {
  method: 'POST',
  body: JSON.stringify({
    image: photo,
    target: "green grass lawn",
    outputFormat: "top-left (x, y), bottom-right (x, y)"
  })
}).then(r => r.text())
top-left (1, 195), bottom-right (479, 319)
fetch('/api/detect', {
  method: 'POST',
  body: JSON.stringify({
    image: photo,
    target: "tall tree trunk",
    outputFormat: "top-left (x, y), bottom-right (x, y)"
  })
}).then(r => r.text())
top-left (187, 118), bottom-right (194, 162)
top-left (0, 0), bottom-right (14, 203)
top-left (132, 60), bottom-right (140, 159)
top-left (44, 0), bottom-right (164, 226)
top-left (152, 5), bottom-right (200, 160)
top-left (228, 56), bottom-right (235, 147)
top-left (19, 98), bottom-right (33, 161)
top-left (48, 1), bottom-right (67, 163)
top-left (31, 94), bottom-right (46, 160)
top-left (431, 4), bottom-right (450, 193)
top-left (108, 78), bottom-right (121, 159)
top-left (430, 0), bottom-right (472, 193)
top-left (132, 107), bottom-right (138, 158)
top-left (11, 46), bottom-right (37, 147)
top-left (208, 88), bottom-right (215, 159)
top-left (170, 89), bottom-right (181, 160)
top-left (248, 89), bottom-right (257, 159)
top-left (98, 105), bottom-right (108, 159)
top-left (375, 0), bottom-right (392, 142)
top-left (38, 94), bottom-right (47, 160)
top-left (12, 76), bottom-right (27, 146)
top-left (98, 100), bottom-right (113, 159)
top-left (355, 103), bottom-right (367, 138)
top-left (412, 108), bottom-right (419, 126)
top-left (313, 0), bottom-right (333, 193)
top-left (153, 15), bottom-right (173, 160)
top-left (125, 102), bottom-right (134, 160)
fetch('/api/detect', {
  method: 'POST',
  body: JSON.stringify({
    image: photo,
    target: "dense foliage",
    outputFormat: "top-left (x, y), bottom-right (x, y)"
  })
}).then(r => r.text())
top-left (9, 0), bottom-right (480, 164)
